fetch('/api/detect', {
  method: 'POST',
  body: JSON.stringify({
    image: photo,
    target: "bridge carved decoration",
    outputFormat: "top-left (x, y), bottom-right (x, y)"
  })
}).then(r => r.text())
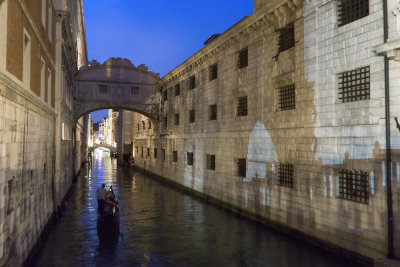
top-left (75, 57), bottom-right (160, 122)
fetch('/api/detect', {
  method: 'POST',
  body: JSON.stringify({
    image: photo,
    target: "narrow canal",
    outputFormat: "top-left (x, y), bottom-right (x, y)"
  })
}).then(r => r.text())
top-left (34, 149), bottom-right (361, 267)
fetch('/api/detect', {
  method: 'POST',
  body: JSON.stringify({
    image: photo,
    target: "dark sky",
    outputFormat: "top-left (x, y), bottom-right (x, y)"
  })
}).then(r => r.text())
top-left (85, 0), bottom-right (253, 122)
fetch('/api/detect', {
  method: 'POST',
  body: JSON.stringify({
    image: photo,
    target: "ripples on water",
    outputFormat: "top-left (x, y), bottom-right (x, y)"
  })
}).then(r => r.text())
top-left (33, 150), bottom-right (361, 267)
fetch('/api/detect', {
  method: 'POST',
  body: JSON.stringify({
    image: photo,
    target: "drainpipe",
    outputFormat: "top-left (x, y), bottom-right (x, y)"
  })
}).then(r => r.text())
top-left (382, 0), bottom-right (394, 259)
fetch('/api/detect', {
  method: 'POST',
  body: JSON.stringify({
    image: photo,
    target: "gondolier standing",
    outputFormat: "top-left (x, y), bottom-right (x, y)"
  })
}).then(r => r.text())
top-left (96, 183), bottom-right (107, 213)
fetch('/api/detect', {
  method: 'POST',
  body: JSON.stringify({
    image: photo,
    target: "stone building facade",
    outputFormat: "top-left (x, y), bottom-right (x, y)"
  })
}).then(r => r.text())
top-left (0, 0), bottom-right (89, 265)
top-left (132, 0), bottom-right (400, 262)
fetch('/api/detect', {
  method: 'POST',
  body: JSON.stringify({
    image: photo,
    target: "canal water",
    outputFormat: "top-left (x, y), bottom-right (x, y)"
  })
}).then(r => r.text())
top-left (34, 149), bottom-right (361, 267)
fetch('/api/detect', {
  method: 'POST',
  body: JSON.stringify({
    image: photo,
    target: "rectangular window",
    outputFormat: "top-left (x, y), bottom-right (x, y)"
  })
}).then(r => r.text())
top-left (238, 48), bottom-right (248, 69)
top-left (279, 84), bottom-right (296, 110)
top-left (175, 113), bottom-right (180, 125)
top-left (206, 154), bottom-right (215, 171)
top-left (189, 110), bottom-right (195, 123)
top-left (47, 70), bottom-right (51, 105)
top-left (175, 83), bottom-right (181, 96)
top-left (137, 124), bottom-right (140, 131)
top-left (147, 148), bottom-right (150, 157)
top-left (338, 66), bottom-right (370, 103)
top-left (163, 89), bottom-right (168, 101)
top-left (141, 147), bottom-right (143, 158)
top-left (41, 0), bottom-right (46, 27)
top-left (237, 96), bottom-right (248, 117)
top-left (48, 0), bottom-right (52, 42)
top-left (209, 64), bottom-right (218, 81)
top-left (189, 76), bottom-right (196, 90)
top-left (98, 85), bottom-right (107, 94)
top-left (148, 120), bottom-right (152, 129)
top-left (338, 169), bottom-right (369, 204)
top-left (61, 123), bottom-right (65, 140)
top-left (40, 59), bottom-right (45, 100)
top-left (187, 152), bottom-right (194, 166)
top-left (209, 104), bottom-right (217, 120)
top-left (154, 148), bottom-right (158, 158)
top-left (23, 30), bottom-right (31, 88)
top-left (338, 0), bottom-right (369, 26)
top-left (136, 146), bottom-right (138, 154)
top-left (142, 121), bottom-right (145, 129)
top-left (278, 163), bottom-right (294, 188)
top-left (131, 86), bottom-right (139, 95)
top-left (237, 158), bottom-right (246, 177)
top-left (163, 116), bottom-right (168, 127)
top-left (277, 23), bottom-right (295, 54)
top-left (162, 149), bottom-right (166, 162)
top-left (173, 151), bottom-right (178, 162)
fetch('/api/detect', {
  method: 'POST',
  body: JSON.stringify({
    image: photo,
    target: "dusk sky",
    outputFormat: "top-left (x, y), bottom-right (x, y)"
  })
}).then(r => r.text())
top-left (86, 0), bottom-right (253, 122)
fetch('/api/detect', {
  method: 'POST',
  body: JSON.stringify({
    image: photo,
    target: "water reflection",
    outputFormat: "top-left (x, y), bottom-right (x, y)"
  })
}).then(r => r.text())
top-left (34, 150), bottom-right (362, 266)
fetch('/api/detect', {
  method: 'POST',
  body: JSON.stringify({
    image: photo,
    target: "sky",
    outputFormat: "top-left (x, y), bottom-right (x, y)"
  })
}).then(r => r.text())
top-left (85, 0), bottom-right (253, 122)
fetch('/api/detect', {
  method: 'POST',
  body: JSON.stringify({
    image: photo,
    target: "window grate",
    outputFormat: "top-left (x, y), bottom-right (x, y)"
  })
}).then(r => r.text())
top-left (131, 86), bottom-right (139, 95)
top-left (338, 66), bottom-right (370, 103)
top-left (173, 151), bottom-right (178, 162)
top-left (338, 169), bottom-right (369, 204)
top-left (189, 76), bottom-right (196, 90)
top-left (175, 84), bottom-right (180, 96)
top-left (278, 23), bottom-right (295, 53)
top-left (237, 96), bottom-right (248, 117)
top-left (210, 64), bottom-right (218, 80)
top-left (209, 104), bottom-right (217, 120)
top-left (189, 110), bottom-right (195, 123)
top-left (279, 163), bottom-right (294, 188)
top-left (206, 154), bottom-right (215, 170)
top-left (338, 0), bottom-right (369, 26)
top-left (175, 113), bottom-right (180, 125)
top-left (187, 152), bottom-right (194, 166)
top-left (238, 48), bottom-right (248, 69)
top-left (279, 84), bottom-right (295, 110)
top-left (98, 85), bottom-right (107, 94)
top-left (237, 158), bottom-right (246, 177)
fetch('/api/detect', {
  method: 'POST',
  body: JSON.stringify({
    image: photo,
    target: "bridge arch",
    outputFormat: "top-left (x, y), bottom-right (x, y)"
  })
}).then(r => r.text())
top-left (89, 144), bottom-right (117, 153)
top-left (75, 57), bottom-right (160, 123)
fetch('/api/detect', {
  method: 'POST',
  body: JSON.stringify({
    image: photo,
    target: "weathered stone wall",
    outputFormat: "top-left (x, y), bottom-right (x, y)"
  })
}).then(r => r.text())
top-left (133, 0), bottom-right (400, 261)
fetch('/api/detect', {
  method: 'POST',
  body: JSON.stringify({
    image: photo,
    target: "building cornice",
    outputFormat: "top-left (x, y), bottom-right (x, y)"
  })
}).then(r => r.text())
top-left (160, 0), bottom-right (303, 87)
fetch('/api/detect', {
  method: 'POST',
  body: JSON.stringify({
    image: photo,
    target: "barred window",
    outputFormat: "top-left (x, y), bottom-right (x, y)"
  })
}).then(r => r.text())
top-left (209, 64), bottom-right (218, 81)
top-left (131, 86), bottom-right (139, 95)
top-left (206, 154), bottom-right (215, 171)
top-left (175, 83), bottom-right (181, 96)
top-left (163, 117), bottom-right (168, 127)
top-left (162, 149), bottom-right (166, 162)
top-left (147, 148), bottom-right (150, 157)
top-left (98, 85), bottom-right (107, 94)
top-left (279, 84), bottom-right (295, 110)
top-left (209, 104), bottom-right (217, 120)
top-left (338, 0), bottom-right (369, 26)
top-left (238, 48), bottom-right (248, 69)
top-left (189, 76), bottom-right (196, 90)
top-left (175, 113), bottom-right (180, 125)
top-left (189, 110), bottom-right (195, 123)
top-left (187, 152), bottom-right (194, 166)
top-left (163, 89), bottom-right (168, 101)
top-left (154, 148), bottom-right (158, 158)
top-left (338, 66), bottom-right (370, 103)
top-left (278, 163), bottom-right (294, 188)
top-left (237, 158), bottom-right (246, 177)
top-left (338, 169), bottom-right (369, 204)
top-left (142, 121), bottom-right (145, 129)
top-left (148, 120), bottom-right (152, 129)
top-left (237, 96), bottom-right (248, 117)
top-left (277, 23), bottom-right (295, 54)
top-left (173, 151), bottom-right (178, 162)
top-left (141, 147), bottom-right (144, 158)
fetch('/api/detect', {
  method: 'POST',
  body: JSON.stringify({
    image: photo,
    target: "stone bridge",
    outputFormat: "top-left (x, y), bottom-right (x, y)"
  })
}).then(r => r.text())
top-left (89, 143), bottom-right (117, 153)
top-left (75, 58), bottom-right (160, 123)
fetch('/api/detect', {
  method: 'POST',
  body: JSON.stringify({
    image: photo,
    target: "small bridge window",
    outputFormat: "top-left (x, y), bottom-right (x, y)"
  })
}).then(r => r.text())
top-left (131, 86), bottom-right (139, 95)
top-left (98, 85), bottom-right (107, 94)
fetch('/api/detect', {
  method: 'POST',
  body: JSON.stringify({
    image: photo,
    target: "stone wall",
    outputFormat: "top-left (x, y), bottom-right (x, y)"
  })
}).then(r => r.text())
top-left (133, 0), bottom-right (400, 261)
